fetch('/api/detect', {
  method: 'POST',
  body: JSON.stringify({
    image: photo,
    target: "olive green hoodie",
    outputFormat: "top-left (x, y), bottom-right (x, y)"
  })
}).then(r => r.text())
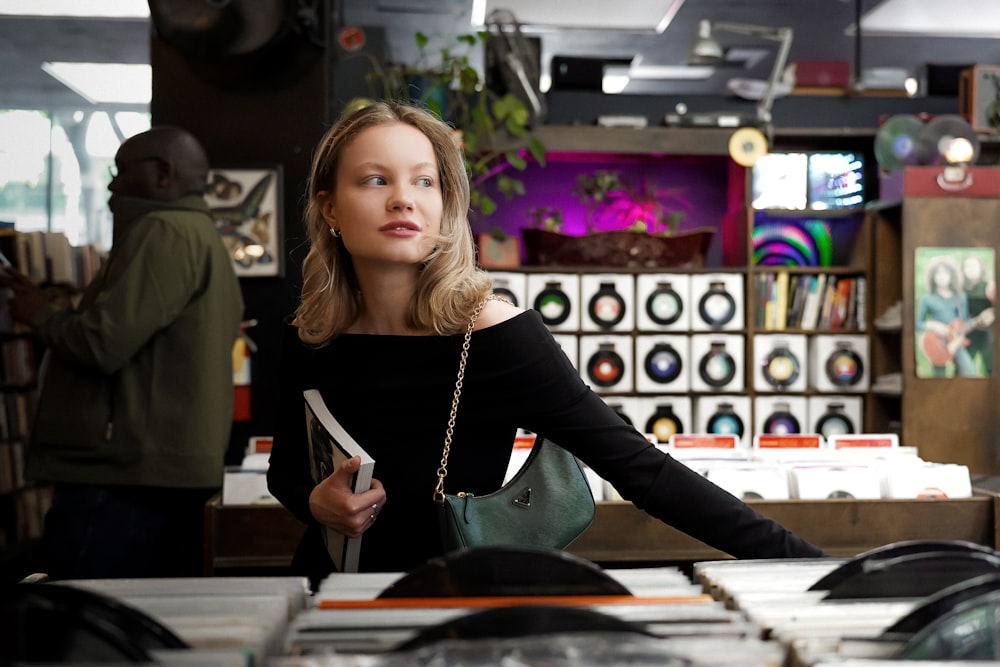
top-left (26, 194), bottom-right (244, 488)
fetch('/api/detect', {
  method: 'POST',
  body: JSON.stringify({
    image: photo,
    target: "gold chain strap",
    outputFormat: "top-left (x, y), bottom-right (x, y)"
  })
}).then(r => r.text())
top-left (433, 295), bottom-right (499, 503)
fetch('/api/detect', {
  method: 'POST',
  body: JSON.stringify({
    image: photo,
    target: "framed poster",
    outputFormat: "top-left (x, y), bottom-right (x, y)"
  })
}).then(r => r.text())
top-left (914, 246), bottom-right (995, 378)
top-left (205, 166), bottom-right (283, 277)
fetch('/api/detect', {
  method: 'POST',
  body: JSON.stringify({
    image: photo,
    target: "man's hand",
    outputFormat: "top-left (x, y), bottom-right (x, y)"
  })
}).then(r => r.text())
top-left (308, 455), bottom-right (387, 538)
top-left (0, 266), bottom-right (49, 325)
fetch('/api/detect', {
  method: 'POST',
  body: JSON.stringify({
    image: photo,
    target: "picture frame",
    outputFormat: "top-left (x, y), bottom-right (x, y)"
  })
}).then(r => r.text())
top-left (205, 166), bottom-right (284, 278)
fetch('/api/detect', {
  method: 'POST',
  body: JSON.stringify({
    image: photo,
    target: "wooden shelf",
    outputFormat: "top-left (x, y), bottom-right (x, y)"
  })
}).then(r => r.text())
top-left (203, 494), bottom-right (997, 574)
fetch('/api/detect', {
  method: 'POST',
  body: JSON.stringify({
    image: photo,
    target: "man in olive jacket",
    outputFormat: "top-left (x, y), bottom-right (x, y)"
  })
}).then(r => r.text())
top-left (0, 126), bottom-right (244, 579)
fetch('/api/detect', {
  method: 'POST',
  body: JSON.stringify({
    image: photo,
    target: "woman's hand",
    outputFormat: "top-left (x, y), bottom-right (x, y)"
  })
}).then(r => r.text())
top-left (308, 455), bottom-right (387, 538)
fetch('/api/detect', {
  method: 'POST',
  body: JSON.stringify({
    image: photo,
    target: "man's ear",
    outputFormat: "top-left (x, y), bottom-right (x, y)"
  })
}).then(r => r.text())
top-left (156, 158), bottom-right (176, 189)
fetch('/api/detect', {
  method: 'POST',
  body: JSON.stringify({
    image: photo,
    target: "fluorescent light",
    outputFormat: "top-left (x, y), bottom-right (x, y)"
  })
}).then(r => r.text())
top-left (42, 62), bottom-right (151, 105)
top-left (861, 0), bottom-right (1000, 37)
top-left (0, 0), bottom-right (148, 18)
top-left (479, 0), bottom-right (685, 33)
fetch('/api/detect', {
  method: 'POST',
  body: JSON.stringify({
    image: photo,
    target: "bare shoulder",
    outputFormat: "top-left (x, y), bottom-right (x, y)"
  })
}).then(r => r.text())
top-left (474, 294), bottom-right (524, 329)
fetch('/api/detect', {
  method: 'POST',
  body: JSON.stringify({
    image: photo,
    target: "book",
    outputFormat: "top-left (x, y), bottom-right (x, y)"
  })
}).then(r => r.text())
top-left (303, 389), bottom-right (375, 573)
top-left (799, 274), bottom-right (826, 331)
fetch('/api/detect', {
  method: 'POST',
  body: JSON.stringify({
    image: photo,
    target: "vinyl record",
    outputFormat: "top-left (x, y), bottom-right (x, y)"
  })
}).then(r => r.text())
top-left (874, 114), bottom-right (924, 173)
top-left (729, 127), bottom-right (768, 167)
top-left (916, 115), bottom-right (980, 166)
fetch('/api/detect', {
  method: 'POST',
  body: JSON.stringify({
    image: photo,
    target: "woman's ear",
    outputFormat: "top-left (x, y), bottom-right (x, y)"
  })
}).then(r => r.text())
top-left (317, 190), bottom-right (336, 228)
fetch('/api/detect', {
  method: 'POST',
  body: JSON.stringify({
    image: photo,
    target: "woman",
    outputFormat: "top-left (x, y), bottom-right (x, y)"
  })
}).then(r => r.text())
top-left (267, 101), bottom-right (823, 584)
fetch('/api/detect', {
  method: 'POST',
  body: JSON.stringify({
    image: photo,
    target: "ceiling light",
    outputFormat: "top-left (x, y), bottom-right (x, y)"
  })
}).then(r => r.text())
top-left (0, 0), bottom-right (149, 18)
top-left (42, 62), bottom-right (151, 105)
top-left (860, 0), bottom-right (1000, 37)
top-left (477, 0), bottom-right (685, 32)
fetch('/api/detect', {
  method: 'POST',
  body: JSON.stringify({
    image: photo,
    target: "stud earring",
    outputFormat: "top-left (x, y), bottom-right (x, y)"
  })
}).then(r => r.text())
top-left (330, 228), bottom-right (342, 238)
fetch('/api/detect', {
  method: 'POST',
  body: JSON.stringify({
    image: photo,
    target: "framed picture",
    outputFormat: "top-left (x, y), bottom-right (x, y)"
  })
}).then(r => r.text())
top-left (205, 166), bottom-right (283, 278)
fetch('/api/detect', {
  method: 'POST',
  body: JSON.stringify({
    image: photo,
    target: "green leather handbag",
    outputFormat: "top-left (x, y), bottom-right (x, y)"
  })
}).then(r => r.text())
top-left (433, 296), bottom-right (596, 553)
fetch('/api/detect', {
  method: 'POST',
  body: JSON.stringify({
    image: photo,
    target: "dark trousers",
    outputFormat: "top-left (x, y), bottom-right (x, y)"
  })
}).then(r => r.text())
top-left (41, 483), bottom-right (216, 580)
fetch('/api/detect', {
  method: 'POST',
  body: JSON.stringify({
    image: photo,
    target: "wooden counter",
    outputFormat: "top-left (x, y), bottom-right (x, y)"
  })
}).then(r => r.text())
top-left (204, 494), bottom-right (997, 575)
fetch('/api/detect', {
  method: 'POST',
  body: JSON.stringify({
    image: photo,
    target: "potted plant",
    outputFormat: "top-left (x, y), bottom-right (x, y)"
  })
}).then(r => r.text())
top-left (362, 31), bottom-right (545, 219)
top-left (520, 169), bottom-right (715, 269)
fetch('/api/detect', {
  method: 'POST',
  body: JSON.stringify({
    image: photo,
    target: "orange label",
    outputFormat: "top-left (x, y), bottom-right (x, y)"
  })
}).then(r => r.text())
top-left (756, 434), bottom-right (822, 449)
top-left (671, 435), bottom-right (738, 449)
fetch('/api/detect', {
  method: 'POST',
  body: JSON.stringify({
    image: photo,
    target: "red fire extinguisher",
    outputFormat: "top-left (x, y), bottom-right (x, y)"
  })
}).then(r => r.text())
top-left (233, 319), bottom-right (257, 421)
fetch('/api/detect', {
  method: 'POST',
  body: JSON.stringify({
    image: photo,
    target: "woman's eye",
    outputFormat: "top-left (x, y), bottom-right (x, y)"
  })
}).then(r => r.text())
top-left (417, 177), bottom-right (433, 187)
top-left (364, 176), bottom-right (387, 186)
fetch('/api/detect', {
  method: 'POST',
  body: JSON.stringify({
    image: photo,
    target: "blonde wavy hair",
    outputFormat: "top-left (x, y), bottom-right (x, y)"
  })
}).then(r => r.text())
top-left (295, 100), bottom-right (493, 344)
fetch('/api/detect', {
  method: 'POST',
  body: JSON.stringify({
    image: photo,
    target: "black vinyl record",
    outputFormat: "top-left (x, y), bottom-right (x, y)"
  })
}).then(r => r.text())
top-left (586, 345), bottom-right (625, 387)
top-left (761, 345), bottom-right (800, 389)
top-left (698, 282), bottom-right (737, 328)
top-left (826, 346), bottom-right (864, 387)
top-left (874, 114), bottom-right (924, 173)
top-left (645, 283), bottom-right (683, 326)
top-left (644, 343), bottom-right (683, 384)
top-left (763, 408), bottom-right (800, 435)
top-left (534, 282), bottom-right (571, 326)
top-left (815, 403), bottom-right (855, 436)
top-left (915, 114), bottom-right (980, 166)
top-left (645, 404), bottom-right (683, 443)
top-left (698, 344), bottom-right (737, 387)
top-left (706, 404), bottom-right (744, 437)
top-left (587, 282), bottom-right (626, 328)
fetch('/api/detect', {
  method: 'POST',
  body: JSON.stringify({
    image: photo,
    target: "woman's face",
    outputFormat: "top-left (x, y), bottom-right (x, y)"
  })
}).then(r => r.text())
top-left (322, 122), bottom-right (443, 270)
top-left (933, 265), bottom-right (952, 290)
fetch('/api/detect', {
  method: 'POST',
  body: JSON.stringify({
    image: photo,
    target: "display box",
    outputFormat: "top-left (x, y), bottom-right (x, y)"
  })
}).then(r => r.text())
top-left (690, 333), bottom-right (745, 392)
top-left (705, 462), bottom-right (791, 500)
top-left (754, 395), bottom-right (809, 438)
top-left (634, 333), bottom-right (690, 393)
top-left (689, 272), bottom-right (744, 331)
top-left (578, 334), bottom-right (633, 394)
top-left (693, 394), bottom-right (752, 447)
top-left (526, 272), bottom-right (580, 332)
top-left (635, 396), bottom-right (692, 444)
top-left (489, 271), bottom-right (527, 308)
top-left (882, 462), bottom-right (972, 499)
top-left (809, 334), bottom-right (869, 393)
top-left (580, 273), bottom-right (635, 332)
top-left (789, 463), bottom-right (883, 500)
top-left (806, 395), bottom-right (864, 437)
top-left (635, 273), bottom-right (691, 332)
top-left (752, 333), bottom-right (808, 393)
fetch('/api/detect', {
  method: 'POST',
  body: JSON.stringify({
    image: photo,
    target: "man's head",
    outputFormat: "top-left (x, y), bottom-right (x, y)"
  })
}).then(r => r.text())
top-left (108, 126), bottom-right (210, 201)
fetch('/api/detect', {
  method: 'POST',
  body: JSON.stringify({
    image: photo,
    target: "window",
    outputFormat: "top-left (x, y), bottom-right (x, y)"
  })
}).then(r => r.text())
top-left (0, 108), bottom-right (150, 249)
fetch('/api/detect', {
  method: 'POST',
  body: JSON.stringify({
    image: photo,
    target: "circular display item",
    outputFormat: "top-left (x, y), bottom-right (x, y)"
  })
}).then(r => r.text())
top-left (729, 126), bottom-right (768, 167)
top-left (492, 287), bottom-right (518, 307)
top-left (761, 345), bottom-right (800, 389)
top-left (698, 343), bottom-right (737, 388)
top-left (763, 407), bottom-right (801, 435)
top-left (587, 282), bottom-right (626, 328)
top-left (915, 114), bottom-right (980, 166)
top-left (644, 342), bottom-right (683, 384)
top-left (645, 405), bottom-right (684, 443)
top-left (874, 114), bottom-right (924, 172)
top-left (586, 345), bottom-right (625, 388)
top-left (825, 345), bottom-right (864, 387)
top-left (706, 404), bottom-right (744, 437)
top-left (645, 282), bottom-right (683, 326)
top-left (698, 281), bottom-right (737, 328)
top-left (534, 282), bottom-right (571, 326)
top-left (815, 403), bottom-right (855, 437)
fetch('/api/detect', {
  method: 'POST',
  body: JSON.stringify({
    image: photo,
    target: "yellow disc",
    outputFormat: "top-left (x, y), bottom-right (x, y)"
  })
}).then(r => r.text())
top-left (728, 127), bottom-right (768, 167)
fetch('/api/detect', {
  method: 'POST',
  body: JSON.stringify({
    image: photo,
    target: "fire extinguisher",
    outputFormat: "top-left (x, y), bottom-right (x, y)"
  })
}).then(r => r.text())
top-left (232, 319), bottom-right (257, 421)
